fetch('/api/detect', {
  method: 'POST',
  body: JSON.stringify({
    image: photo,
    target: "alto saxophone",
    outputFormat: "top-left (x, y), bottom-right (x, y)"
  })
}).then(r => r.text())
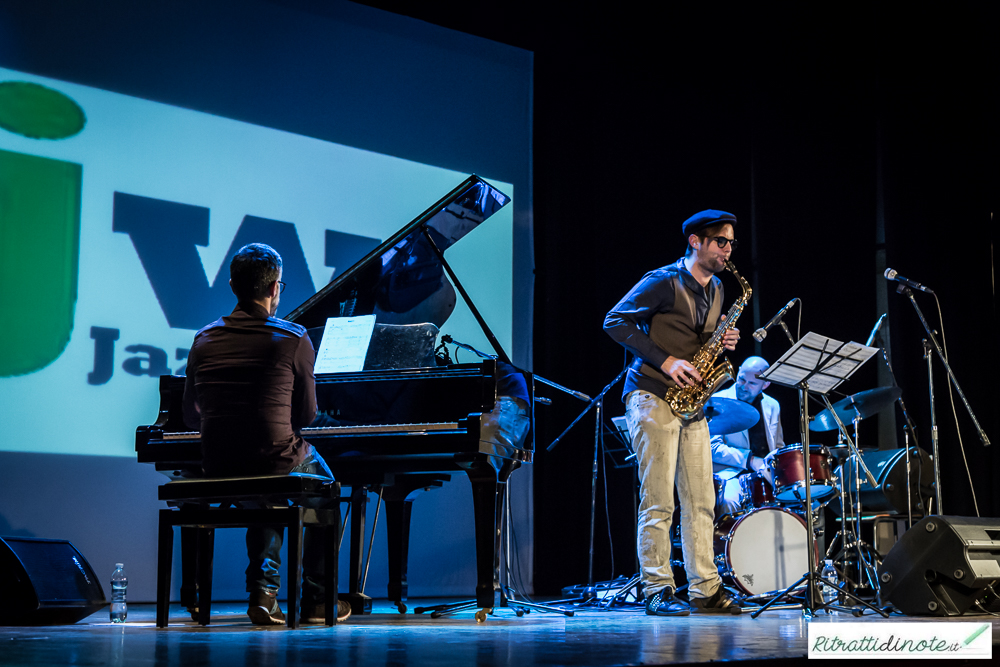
top-left (664, 260), bottom-right (752, 420)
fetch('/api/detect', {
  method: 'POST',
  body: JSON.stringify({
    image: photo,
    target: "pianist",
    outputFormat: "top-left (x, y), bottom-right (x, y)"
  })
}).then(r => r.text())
top-left (182, 242), bottom-right (350, 625)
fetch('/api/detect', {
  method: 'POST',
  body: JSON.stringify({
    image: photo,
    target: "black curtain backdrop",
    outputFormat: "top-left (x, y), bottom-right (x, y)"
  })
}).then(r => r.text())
top-left (362, 1), bottom-right (994, 593)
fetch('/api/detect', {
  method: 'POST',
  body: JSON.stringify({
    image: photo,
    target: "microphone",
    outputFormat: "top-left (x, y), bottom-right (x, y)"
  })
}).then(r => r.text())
top-left (884, 268), bottom-right (934, 294)
top-left (865, 313), bottom-right (887, 347)
top-left (753, 298), bottom-right (798, 342)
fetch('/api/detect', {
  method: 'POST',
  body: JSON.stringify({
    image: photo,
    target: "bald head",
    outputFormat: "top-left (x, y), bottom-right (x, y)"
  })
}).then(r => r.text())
top-left (735, 356), bottom-right (771, 403)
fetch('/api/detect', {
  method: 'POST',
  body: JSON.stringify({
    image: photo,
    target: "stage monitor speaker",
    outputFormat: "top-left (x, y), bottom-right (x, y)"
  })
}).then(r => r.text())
top-left (832, 446), bottom-right (934, 516)
top-left (877, 515), bottom-right (1000, 616)
top-left (0, 536), bottom-right (107, 625)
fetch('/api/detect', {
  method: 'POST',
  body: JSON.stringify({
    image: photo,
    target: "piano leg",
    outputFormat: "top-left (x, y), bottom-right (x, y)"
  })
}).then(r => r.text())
top-left (383, 474), bottom-right (449, 613)
top-left (344, 485), bottom-right (373, 615)
top-left (384, 492), bottom-right (411, 611)
top-left (464, 462), bottom-right (504, 611)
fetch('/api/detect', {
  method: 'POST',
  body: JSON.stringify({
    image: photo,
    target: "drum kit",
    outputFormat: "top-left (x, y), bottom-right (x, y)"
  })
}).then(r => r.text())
top-left (705, 387), bottom-right (903, 605)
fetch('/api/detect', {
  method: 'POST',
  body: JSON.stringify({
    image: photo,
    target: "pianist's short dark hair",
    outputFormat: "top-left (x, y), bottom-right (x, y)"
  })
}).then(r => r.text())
top-left (230, 243), bottom-right (282, 302)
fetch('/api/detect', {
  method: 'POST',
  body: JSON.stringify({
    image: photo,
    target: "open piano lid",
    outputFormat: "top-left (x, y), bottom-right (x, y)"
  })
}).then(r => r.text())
top-left (285, 175), bottom-right (511, 362)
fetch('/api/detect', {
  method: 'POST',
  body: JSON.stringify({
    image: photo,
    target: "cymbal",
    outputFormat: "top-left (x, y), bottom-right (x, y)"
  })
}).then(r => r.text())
top-left (810, 386), bottom-right (902, 432)
top-left (705, 396), bottom-right (760, 436)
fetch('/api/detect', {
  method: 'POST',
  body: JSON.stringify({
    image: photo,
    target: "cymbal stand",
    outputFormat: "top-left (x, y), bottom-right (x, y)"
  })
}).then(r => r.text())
top-left (840, 417), bottom-right (879, 594)
top-left (824, 431), bottom-right (862, 565)
top-left (810, 397), bottom-right (883, 611)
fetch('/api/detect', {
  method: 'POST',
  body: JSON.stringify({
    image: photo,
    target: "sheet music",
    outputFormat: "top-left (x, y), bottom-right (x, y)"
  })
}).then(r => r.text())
top-left (314, 315), bottom-right (377, 374)
top-left (761, 331), bottom-right (879, 394)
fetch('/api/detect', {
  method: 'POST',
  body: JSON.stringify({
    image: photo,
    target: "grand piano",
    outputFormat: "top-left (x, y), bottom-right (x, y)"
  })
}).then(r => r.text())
top-left (136, 176), bottom-right (533, 615)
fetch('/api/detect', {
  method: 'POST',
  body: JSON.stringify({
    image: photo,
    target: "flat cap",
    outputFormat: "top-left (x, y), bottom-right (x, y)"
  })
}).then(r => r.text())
top-left (681, 209), bottom-right (737, 236)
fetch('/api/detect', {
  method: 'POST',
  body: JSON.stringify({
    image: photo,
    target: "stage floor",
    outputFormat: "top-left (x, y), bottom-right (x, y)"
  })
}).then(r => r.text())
top-left (1, 598), bottom-right (997, 666)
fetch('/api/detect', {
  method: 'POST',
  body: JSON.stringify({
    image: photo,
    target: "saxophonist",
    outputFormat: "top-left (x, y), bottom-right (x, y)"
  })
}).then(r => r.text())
top-left (604, 210), bottom-right (742, 616)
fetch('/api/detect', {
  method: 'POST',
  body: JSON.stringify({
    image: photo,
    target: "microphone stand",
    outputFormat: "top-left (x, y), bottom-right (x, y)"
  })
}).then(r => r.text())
top-left (424, 336), bottom-right (578, 618)
top-left (545, 367), bottom-right (628, 604)
top-left (897, 285), bottom-right (993, 515)
top-left (430, 334), bottom-right (593, 619)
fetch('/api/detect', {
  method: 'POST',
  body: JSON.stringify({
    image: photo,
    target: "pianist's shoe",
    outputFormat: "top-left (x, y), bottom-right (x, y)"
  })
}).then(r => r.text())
top-left (299, 599), bottom-right (352, 624)
top-left (247, 589), bottom-right (286, 625)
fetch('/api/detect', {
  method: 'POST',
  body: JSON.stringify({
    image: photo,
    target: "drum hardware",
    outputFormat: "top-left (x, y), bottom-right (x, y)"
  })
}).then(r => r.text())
top-left (822, 413), bottom-right (886, 600)
top-left (823, 399), bottom-right (932, 598)
top-left (749, 329), bottom-right (887, 619)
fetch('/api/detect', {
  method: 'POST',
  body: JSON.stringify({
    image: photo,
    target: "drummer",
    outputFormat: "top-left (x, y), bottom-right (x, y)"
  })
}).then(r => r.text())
top-left (711, 356), bottom-right (785, 515)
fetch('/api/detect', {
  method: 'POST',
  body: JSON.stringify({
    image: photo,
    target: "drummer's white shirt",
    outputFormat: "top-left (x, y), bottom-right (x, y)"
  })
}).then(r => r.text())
top-left (710, 385), bottom-right (784, 479)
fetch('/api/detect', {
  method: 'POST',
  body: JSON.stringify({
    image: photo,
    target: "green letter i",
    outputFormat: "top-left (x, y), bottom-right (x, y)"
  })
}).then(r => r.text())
top-left (0, 82), bottom-right (85, 376)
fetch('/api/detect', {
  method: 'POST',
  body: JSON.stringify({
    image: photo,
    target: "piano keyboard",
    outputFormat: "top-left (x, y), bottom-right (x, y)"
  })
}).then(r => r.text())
top-left (160, 422), bottom-right (462, 440)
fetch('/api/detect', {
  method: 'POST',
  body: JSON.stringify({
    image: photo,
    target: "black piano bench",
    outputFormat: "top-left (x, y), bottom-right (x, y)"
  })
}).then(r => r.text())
top-left (155, 473), bottom-right (343, 629)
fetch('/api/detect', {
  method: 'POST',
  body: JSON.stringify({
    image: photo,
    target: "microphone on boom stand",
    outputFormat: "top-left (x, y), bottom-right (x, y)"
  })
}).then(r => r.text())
top-left (884, 268), bottom-right (934, 294)
top-left (753, 298), bottom-right (799, 342)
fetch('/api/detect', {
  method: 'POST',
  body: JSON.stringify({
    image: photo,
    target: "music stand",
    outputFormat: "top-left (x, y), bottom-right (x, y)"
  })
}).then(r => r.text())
top-left (752, 332), bottom-right (887, 618)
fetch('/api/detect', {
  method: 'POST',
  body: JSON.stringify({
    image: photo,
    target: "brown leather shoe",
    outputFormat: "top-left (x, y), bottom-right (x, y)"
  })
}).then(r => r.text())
top-left (247, 589), bottom-right (286, 625)
top-left (300, 600), bottom-right (352, 624)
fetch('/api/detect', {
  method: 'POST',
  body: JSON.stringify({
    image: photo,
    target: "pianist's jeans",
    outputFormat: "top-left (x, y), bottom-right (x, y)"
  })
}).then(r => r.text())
top-left (625, 390), bottom-right (721, 600)
top-left (245, 448), bottom-right (335, 601)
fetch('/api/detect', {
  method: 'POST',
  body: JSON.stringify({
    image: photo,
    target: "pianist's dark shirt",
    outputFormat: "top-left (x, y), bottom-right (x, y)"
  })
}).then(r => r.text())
top-left (183, 302), bottom-right (316, 477)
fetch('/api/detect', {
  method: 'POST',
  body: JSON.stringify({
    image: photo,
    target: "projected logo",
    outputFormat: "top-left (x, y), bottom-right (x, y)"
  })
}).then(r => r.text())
top-left (0, 82), bottom-right (84, 377)
top-left (0, 65), bottom-right (512, 458)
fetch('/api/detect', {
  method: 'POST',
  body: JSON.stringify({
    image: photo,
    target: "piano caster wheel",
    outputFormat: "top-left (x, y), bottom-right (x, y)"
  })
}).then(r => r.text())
top-left (475, 608), bottom-right (490, 623)
top-left (395, 602), bottom-right (407, 614)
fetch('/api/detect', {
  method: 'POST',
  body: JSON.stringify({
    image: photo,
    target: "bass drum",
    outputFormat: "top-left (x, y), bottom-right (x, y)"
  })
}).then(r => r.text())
top-left (714, 507), bottom-right (810, 596)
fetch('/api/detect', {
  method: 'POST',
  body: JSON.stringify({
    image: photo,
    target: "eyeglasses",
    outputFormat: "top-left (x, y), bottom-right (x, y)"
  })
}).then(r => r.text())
top-left (705, 236), bottom-right (738, 250)
top-left (276, 281), bottom-right (286, 294)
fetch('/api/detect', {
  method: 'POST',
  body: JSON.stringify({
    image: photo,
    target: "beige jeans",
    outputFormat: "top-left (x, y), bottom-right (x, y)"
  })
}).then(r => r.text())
top-left (625, 390), bottom-right (721, 599)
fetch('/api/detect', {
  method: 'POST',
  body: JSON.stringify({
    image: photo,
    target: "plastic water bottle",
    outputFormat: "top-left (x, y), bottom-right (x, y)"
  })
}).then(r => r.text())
top-left (110, 563), bottom-right (128, 623)
top-left (820, 559), bottom-right (838, 605)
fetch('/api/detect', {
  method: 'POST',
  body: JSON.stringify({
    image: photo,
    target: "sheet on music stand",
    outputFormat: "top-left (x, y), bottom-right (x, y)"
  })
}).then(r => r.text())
top-left (760, 331), bottom-right (879, 394)
top-left (314, 315), bottom-right (377, 373)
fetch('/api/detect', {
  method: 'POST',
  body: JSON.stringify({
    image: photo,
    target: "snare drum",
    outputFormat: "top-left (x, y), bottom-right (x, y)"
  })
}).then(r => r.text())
top-left (771, 443), bottom-right (836, 503)
top-left (714, 507), bottom-right (811, 596)
top-left (738, 471), bottom-right (776, 512)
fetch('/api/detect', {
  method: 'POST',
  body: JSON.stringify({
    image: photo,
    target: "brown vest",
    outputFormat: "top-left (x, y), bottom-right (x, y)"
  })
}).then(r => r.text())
top-left (638, 273), bottom-right (723, 388)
